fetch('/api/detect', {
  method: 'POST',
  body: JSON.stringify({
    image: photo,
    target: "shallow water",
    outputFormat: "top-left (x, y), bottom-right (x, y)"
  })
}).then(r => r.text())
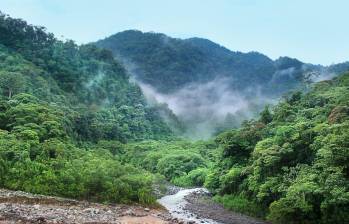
top-left (157, 188), bottom-right (220, 224)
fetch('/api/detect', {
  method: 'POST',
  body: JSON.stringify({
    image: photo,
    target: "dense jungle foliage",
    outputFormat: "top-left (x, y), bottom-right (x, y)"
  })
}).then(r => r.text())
top-left (0, 11), bottom-right (348, 224)
top-left (205, 73), bottom-right (349, 223)
top-left (0, 11), bottom-right (175, 204)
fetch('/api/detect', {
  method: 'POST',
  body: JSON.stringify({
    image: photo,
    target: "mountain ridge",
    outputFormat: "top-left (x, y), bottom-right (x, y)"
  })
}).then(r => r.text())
top-left (95, 30), bottom-right (349, 87)
top-left (95, 30), bottom-right (349, 137)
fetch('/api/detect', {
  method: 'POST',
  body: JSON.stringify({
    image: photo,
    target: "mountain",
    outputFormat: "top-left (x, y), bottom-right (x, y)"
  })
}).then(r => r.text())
top-left (95, 30), bottom-right (349, 138)
top-left (95, 30), bottom-right (349, 95)
top-left (95, 30), bottom-right (276, 94)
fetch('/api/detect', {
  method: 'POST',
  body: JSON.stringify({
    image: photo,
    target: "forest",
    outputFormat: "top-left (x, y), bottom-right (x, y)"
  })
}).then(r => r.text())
top-left (0, 11), bottom-right (348, 224)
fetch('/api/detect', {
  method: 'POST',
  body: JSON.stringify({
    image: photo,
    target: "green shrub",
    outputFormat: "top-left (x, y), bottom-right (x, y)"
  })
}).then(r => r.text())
top-left (157, 153), bottom-right (205, 180)
top-left (214, 194), bottom-right (266, 218)
top-left (172, 168), bottom-right (208, 187)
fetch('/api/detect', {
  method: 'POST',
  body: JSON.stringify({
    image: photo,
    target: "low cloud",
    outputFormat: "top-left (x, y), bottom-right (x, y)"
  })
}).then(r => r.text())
top-left (309, 71), bottom-right (336, 82)
top-left (139, 77), bottom-right (274, 139)
top-left (85, 70), bottom-right (105, 88)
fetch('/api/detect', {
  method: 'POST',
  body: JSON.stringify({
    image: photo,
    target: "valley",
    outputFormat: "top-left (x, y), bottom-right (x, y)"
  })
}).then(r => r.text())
top-left (0, 10), bottom-right (348, 224)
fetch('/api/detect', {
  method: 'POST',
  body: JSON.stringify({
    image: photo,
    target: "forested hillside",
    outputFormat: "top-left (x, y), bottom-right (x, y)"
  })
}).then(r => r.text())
top-left (96, 30), bottom-right (349, 96)
top-left (205, 73), bottom-right (349, 223)
top-left (0, 11), bottom-right (175, 204)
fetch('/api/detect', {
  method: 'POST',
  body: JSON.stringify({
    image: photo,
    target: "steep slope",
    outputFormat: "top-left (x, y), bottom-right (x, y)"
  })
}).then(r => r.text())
top-left (0, 13), bottom-right (173, 142)
top-left (0, 12), bottom-right (174, 205)
top-left (207, 72), bottom-right (349, 223)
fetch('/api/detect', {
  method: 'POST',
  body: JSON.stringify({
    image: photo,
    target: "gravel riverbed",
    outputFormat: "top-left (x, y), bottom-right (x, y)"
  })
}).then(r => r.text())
top-left (0, 189), bottom-right (176, 224)
top-left (183, 189), bottom-right (268, 224)
top-left (0, 188), bottom-right (268, 224)
top-left (158, 188), bottom-right (267, 224)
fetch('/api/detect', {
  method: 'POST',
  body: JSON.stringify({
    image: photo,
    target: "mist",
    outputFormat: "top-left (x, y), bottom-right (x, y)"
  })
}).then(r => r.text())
top-left (85, 70), bottom-right (105, 88)
top-left (123, 61), bottom-right (342, 139)
top-left (116, 54), bottom-right (340, 139)
top-left (139, 77), bottom-right (274, 139)
top-left (115, 55), bottom-right (279, 139)
top-left (309, 71), bottom-right (337, 82)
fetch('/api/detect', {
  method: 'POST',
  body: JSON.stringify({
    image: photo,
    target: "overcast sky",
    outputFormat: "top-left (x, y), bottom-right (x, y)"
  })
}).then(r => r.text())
top-left (1, 0), bottom-right (348, 65)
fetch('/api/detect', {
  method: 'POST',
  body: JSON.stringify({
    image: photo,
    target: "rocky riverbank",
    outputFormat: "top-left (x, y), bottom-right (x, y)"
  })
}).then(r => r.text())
top-left (0, 188), bottom-right (268, 224)
top-left (183, 190), bottom-right (267, 224)
top-left (0, 189), bottom-right (177, 224)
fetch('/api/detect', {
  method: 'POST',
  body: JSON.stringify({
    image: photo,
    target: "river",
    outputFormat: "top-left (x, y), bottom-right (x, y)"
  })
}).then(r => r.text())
top-left (157, 188), bottom-right (220, 224)
top-left (157, 187), bottom-right (266, 224)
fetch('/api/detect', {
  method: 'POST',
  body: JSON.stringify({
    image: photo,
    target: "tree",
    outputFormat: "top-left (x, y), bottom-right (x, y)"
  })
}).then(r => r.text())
top-left (260, 106), bottom-right (273, 124)
top-left (0, 72), bottom-right (25, 98)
